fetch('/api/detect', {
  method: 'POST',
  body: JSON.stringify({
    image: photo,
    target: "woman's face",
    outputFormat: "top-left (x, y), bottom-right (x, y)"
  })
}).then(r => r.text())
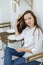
top-left (24, 13), bottom-right (34, 28)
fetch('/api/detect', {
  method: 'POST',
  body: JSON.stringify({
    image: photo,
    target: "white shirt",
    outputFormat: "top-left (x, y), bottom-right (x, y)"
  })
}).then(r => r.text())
top-left (16, 26), bottom-right (43, 62)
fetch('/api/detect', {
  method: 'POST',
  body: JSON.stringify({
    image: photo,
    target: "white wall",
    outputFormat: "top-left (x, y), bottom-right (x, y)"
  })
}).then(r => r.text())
top-left (0, 0), bottom-right (11, 22)
top-left (0, 8), bottom-right (2, 22)
top-left (33, 0), bottom-right (43, 29)
top-left (0, 0), bottom-right (2, 22)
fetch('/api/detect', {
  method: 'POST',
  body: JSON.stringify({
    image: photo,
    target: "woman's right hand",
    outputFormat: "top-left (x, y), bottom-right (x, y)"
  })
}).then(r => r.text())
top-left (15, 19), bottom-right (19, 26)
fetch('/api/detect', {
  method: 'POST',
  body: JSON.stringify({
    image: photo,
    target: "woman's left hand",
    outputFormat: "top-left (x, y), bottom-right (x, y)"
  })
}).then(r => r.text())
top-left (15, 48), bottom-right (23, 52)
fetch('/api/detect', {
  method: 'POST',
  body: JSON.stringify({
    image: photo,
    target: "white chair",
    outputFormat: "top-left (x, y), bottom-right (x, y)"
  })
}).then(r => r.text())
top-left (0, 22), bottom-right (11, 29)
top-left (0, 22), bottom-right (11, 43)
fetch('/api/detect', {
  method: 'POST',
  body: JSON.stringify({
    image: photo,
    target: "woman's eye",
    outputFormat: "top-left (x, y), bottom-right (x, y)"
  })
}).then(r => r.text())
top-left (28, 18), bottom-right (31, 19)
top-left (24, 17), bottom-right (31, 21)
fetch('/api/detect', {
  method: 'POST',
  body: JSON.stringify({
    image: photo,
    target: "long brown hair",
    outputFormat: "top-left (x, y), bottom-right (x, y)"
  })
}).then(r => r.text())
top-left (17, 10), bottom-right (42, 33)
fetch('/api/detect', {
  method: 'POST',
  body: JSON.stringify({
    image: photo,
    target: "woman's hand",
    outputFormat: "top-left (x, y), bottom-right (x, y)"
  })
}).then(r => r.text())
top-left (15, 19), bottom-right (19, 25)
top-left (15, 48), bottom-right (23, 52)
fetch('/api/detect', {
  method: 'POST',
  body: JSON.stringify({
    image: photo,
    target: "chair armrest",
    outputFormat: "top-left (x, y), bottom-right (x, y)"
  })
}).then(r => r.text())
top-left (25, 52), bottom-right (43, 63)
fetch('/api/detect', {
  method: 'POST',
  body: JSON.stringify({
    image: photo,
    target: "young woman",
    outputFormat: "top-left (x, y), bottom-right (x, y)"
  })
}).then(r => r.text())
top-left (4, 10), bottom-right (43, 65)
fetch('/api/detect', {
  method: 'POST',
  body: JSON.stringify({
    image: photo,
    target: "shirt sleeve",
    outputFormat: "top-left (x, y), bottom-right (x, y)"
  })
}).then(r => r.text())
top-left (32, 29), bottom-right (43, 54)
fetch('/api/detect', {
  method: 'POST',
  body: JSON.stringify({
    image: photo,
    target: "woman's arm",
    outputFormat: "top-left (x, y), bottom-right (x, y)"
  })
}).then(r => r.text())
top-left (15, 20), bottom-right (25, 40)
top-left (15, 48), bottom-right (32, 53)
top-left (31, 29), bottom-right (43, 54)
top-left (15, 20), bottom-right (19, 36)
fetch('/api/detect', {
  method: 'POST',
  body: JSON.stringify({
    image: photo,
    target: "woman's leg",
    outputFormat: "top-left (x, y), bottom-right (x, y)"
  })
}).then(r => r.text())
top-left (13, 57), bottom-right (26, 65)
top-left (4, 47), bottom-right (25, 65)
top-left (27, 61), bottom-right (40, 65)
top-left (13, 58), bottom-right (39, 65)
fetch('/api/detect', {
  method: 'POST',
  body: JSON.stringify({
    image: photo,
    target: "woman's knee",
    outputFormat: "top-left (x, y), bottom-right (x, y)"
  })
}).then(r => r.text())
top-left (4, 47), bottom-right (11, 55)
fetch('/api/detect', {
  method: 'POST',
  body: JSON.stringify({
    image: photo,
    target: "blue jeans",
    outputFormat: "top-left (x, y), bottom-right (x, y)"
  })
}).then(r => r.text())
top-left (4, 47), bottom-right (25, 65)
top-left (4, 47), bottom-right (39, 65)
